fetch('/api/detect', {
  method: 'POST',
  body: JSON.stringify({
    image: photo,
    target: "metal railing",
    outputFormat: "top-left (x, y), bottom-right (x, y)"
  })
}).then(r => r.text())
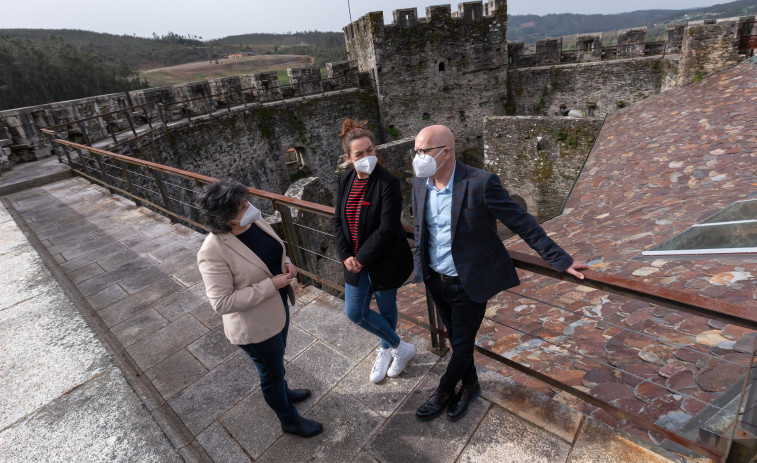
top-left (43, 130), bottom-right (755, 462)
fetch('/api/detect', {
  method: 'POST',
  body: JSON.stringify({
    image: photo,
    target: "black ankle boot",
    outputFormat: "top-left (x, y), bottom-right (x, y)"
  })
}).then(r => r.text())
top-left (416, 387), bottom-right (453, 421)
top-left (281, 417), bottom-right (323, 437)
top-left (287, 388), bottom-right (312, 403)
top-left (446, 381), bottom-right (481, 422)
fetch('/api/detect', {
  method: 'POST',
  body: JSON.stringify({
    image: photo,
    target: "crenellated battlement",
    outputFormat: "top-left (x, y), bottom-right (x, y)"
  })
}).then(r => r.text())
top-left (508, 16), bottom-right (755, 68)
top-left (343, 1), bottom-right (508, 73)
top-left (0, 60), bottom-right (371, 169)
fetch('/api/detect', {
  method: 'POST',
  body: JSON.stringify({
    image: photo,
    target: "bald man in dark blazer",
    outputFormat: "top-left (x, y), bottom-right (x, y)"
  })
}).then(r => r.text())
top-left (410, 125), bottom-right (587, 422)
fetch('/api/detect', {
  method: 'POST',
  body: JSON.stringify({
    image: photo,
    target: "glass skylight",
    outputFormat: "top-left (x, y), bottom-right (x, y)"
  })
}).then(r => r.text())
top-left (642, 199), bottom-right (757, 256)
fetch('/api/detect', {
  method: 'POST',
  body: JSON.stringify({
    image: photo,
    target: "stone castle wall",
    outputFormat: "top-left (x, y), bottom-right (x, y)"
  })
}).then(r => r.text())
top-left (505, 57), bottom-right (666, 118)
top-left (677, 17), bottom-right (750, 85)
top-left (344, 2), bottom-right (508, 164)
top-left (117, 89), bottom-right (382, 203)
top-left (483, 116), bottom-right (602, 222)
top-left (0, 92), bottom-right (129, 169)
top-left (0, 62), bottom-right (367, 172)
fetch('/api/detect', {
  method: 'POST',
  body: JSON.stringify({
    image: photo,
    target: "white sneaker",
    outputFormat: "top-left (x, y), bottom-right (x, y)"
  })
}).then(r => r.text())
top-left (387, 340), bottom-right (416, 378)
top-left (370, 348), bottom-right (392, 383)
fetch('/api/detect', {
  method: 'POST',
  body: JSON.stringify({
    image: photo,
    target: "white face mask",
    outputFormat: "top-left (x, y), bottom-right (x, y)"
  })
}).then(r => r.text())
top-left (412, 147), bottom-right (447, 178)
top-left (353, 155), bottom-right (377, 175)
top-left (237, 202), bottom-right (262, 226)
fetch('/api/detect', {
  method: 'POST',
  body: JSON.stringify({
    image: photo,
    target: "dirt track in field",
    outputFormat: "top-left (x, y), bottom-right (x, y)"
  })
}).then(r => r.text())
top-left (139, 54), bottom-right (313, 86)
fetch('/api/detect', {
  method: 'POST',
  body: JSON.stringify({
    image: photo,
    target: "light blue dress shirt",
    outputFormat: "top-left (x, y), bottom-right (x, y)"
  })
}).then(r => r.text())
top-left (424, 161), bottom-right (457, 276)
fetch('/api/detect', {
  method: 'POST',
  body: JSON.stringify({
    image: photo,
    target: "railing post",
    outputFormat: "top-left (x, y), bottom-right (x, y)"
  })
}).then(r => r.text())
top-left (118, 160), bottom-right (141, 207)
top-left (108, 119), bottom-right (120, 145)
top-left (78, 121), bottom-right (93, 147)
top-left (425, 288), bottom-right (449, 355)
top-left (61, 144), bottom-right (74, 166)
top-left (91, 151), bottom-right (116, 194)
top-left (205, 94), bottom-right (213, 117)
top-left (141, 105), bottom-right (153, 130)
top-left (44, 132), bottom-right (65, 164)
top-left (74, 147), bottom-right (94, 177)
top-left (150, 168), bottom-right (176, 223)
top-left (123, 109), bottom-right (138, 138)
top-left (156, 103), bottom-right (168, 127)
top-left (274, 202), bottom-right (308, 285)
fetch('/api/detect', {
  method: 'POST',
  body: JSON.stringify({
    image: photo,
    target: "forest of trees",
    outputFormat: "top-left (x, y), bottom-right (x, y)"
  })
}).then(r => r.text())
top-left (0, 30), bottom-right (345, 110)
top-left (0, 35), bottom-right (148, 110)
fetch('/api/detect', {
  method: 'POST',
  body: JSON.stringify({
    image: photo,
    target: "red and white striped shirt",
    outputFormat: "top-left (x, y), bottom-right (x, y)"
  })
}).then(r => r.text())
top-left (345, 177), bottom-right (369, 256)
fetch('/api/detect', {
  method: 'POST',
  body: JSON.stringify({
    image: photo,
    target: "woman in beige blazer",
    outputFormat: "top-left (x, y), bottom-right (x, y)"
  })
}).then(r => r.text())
top-left (197, 178), bottom-right (322, 438)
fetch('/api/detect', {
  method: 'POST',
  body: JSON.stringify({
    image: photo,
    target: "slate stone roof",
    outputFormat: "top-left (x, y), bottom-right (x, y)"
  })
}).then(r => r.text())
top-left (398, 58), bottom-right (757, 454)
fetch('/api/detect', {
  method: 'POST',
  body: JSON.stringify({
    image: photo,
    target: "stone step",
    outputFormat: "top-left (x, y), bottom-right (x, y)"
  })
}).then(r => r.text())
top-left (0, 157), bottom-right (72, 196)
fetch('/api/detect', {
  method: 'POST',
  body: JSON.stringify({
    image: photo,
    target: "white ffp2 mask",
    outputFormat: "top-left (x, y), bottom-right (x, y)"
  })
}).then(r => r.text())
top-left (239, 202), bottom-right (262, 226)
top-left (354, 155), bottom-right (377, 175)
top-left (412, 147), bottom-right (447, 177)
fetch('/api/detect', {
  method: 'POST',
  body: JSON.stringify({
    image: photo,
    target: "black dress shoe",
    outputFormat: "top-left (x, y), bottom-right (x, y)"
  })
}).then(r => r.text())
top-left (416, 387), bottom-right (453, 421)
top-left (281, 417), bottom-right (323, 437)
top-left (447, 381), bottom-right (481, 422)
top-left (288, 388), bottom-right (312, 403)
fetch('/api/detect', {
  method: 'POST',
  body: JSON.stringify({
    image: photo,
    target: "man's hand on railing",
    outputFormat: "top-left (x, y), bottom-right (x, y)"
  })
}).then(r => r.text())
top-left (565, 261), bottom-right (589, 280)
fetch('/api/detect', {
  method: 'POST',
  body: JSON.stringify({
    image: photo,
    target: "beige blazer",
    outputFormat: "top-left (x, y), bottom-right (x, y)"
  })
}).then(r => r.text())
top-left (197, 218), bottom-right (295, 345)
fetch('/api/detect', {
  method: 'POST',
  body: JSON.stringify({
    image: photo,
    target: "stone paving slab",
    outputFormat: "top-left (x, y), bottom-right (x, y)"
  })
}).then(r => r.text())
top-left (1, 177), bottom-right (681, 463)
top-left (457, 405), bottom-right (572, 463)
top-left (0, 198), bottom-right (182, 462)
top-left (0, 269), bottom-right (110, 429)
top-left (292, 292), bottom-right (378, 362)
top-left (0, 368), bottom-right (183, 463)
top-left (567, 416), bottom-right (674, 463)
top-left (0, 156), bottom-right (72, 196)
top-left (339, 329), bottom-right (438, 418)
top-left (220, 387), bottom-right (285, 459)
top-left (256, 387), bottom-right (384, 463)
top-left (169, 352), bottom-right (258, 435)
top-left (366, 373), bottom-right (491, 463)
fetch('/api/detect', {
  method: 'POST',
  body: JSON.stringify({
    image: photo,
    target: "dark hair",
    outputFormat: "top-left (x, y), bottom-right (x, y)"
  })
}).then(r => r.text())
top-left (340, 118), bottom-right (375, 157)
top-left (197, 178), bottom-right (249, 234)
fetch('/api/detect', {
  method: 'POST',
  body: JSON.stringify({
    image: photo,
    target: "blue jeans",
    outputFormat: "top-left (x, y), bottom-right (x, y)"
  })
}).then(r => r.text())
top-left (344, 270), bottom-right (400, 349)
top-left (238, 302), bottom-right (300, 424)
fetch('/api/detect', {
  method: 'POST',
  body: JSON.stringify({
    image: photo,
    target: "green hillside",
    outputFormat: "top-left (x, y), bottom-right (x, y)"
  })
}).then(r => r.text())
top-left (0, 35), bottom-right (147, 110)
top-left (507, 0), bottom-right (757, 44)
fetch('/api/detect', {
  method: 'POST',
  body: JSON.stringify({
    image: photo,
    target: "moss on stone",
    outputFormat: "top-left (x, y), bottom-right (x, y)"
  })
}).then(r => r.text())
top-left (529, 152), bottom-right (554, 183)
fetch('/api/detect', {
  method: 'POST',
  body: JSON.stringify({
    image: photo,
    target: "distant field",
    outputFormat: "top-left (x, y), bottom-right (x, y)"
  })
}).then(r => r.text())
top-left (139, 54), bottom-right (313, 87)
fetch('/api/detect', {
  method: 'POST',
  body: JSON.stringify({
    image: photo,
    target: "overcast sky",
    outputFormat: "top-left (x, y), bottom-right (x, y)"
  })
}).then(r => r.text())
top-left (1, 0), bottom-right (723, 39)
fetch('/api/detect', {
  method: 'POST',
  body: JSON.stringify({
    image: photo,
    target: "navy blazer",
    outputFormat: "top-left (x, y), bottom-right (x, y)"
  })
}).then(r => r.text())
top-left (333, 164), bottom-right (413, 290)
top-left (412, 161), bottom-right (573, 303)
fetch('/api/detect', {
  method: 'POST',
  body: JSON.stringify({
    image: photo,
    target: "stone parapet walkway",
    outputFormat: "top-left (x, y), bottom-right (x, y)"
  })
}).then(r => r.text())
top-left (0, 189), bottom-right (181, 462)
top-left (0, 176), bottom-right (677, 462)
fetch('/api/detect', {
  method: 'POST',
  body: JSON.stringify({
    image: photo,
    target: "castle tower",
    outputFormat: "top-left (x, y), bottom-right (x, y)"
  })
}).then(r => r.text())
top-left (343, 1), bottom-right (508, 161)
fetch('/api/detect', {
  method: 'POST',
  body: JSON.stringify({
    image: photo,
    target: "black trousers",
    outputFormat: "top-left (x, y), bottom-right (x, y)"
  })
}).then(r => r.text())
top-left (425, 271), bottom-right (487, 394)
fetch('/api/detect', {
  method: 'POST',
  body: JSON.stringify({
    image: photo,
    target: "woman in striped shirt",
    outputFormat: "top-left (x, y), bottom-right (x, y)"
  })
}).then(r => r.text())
top-left (333, 119), bottom-right (416, 384)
